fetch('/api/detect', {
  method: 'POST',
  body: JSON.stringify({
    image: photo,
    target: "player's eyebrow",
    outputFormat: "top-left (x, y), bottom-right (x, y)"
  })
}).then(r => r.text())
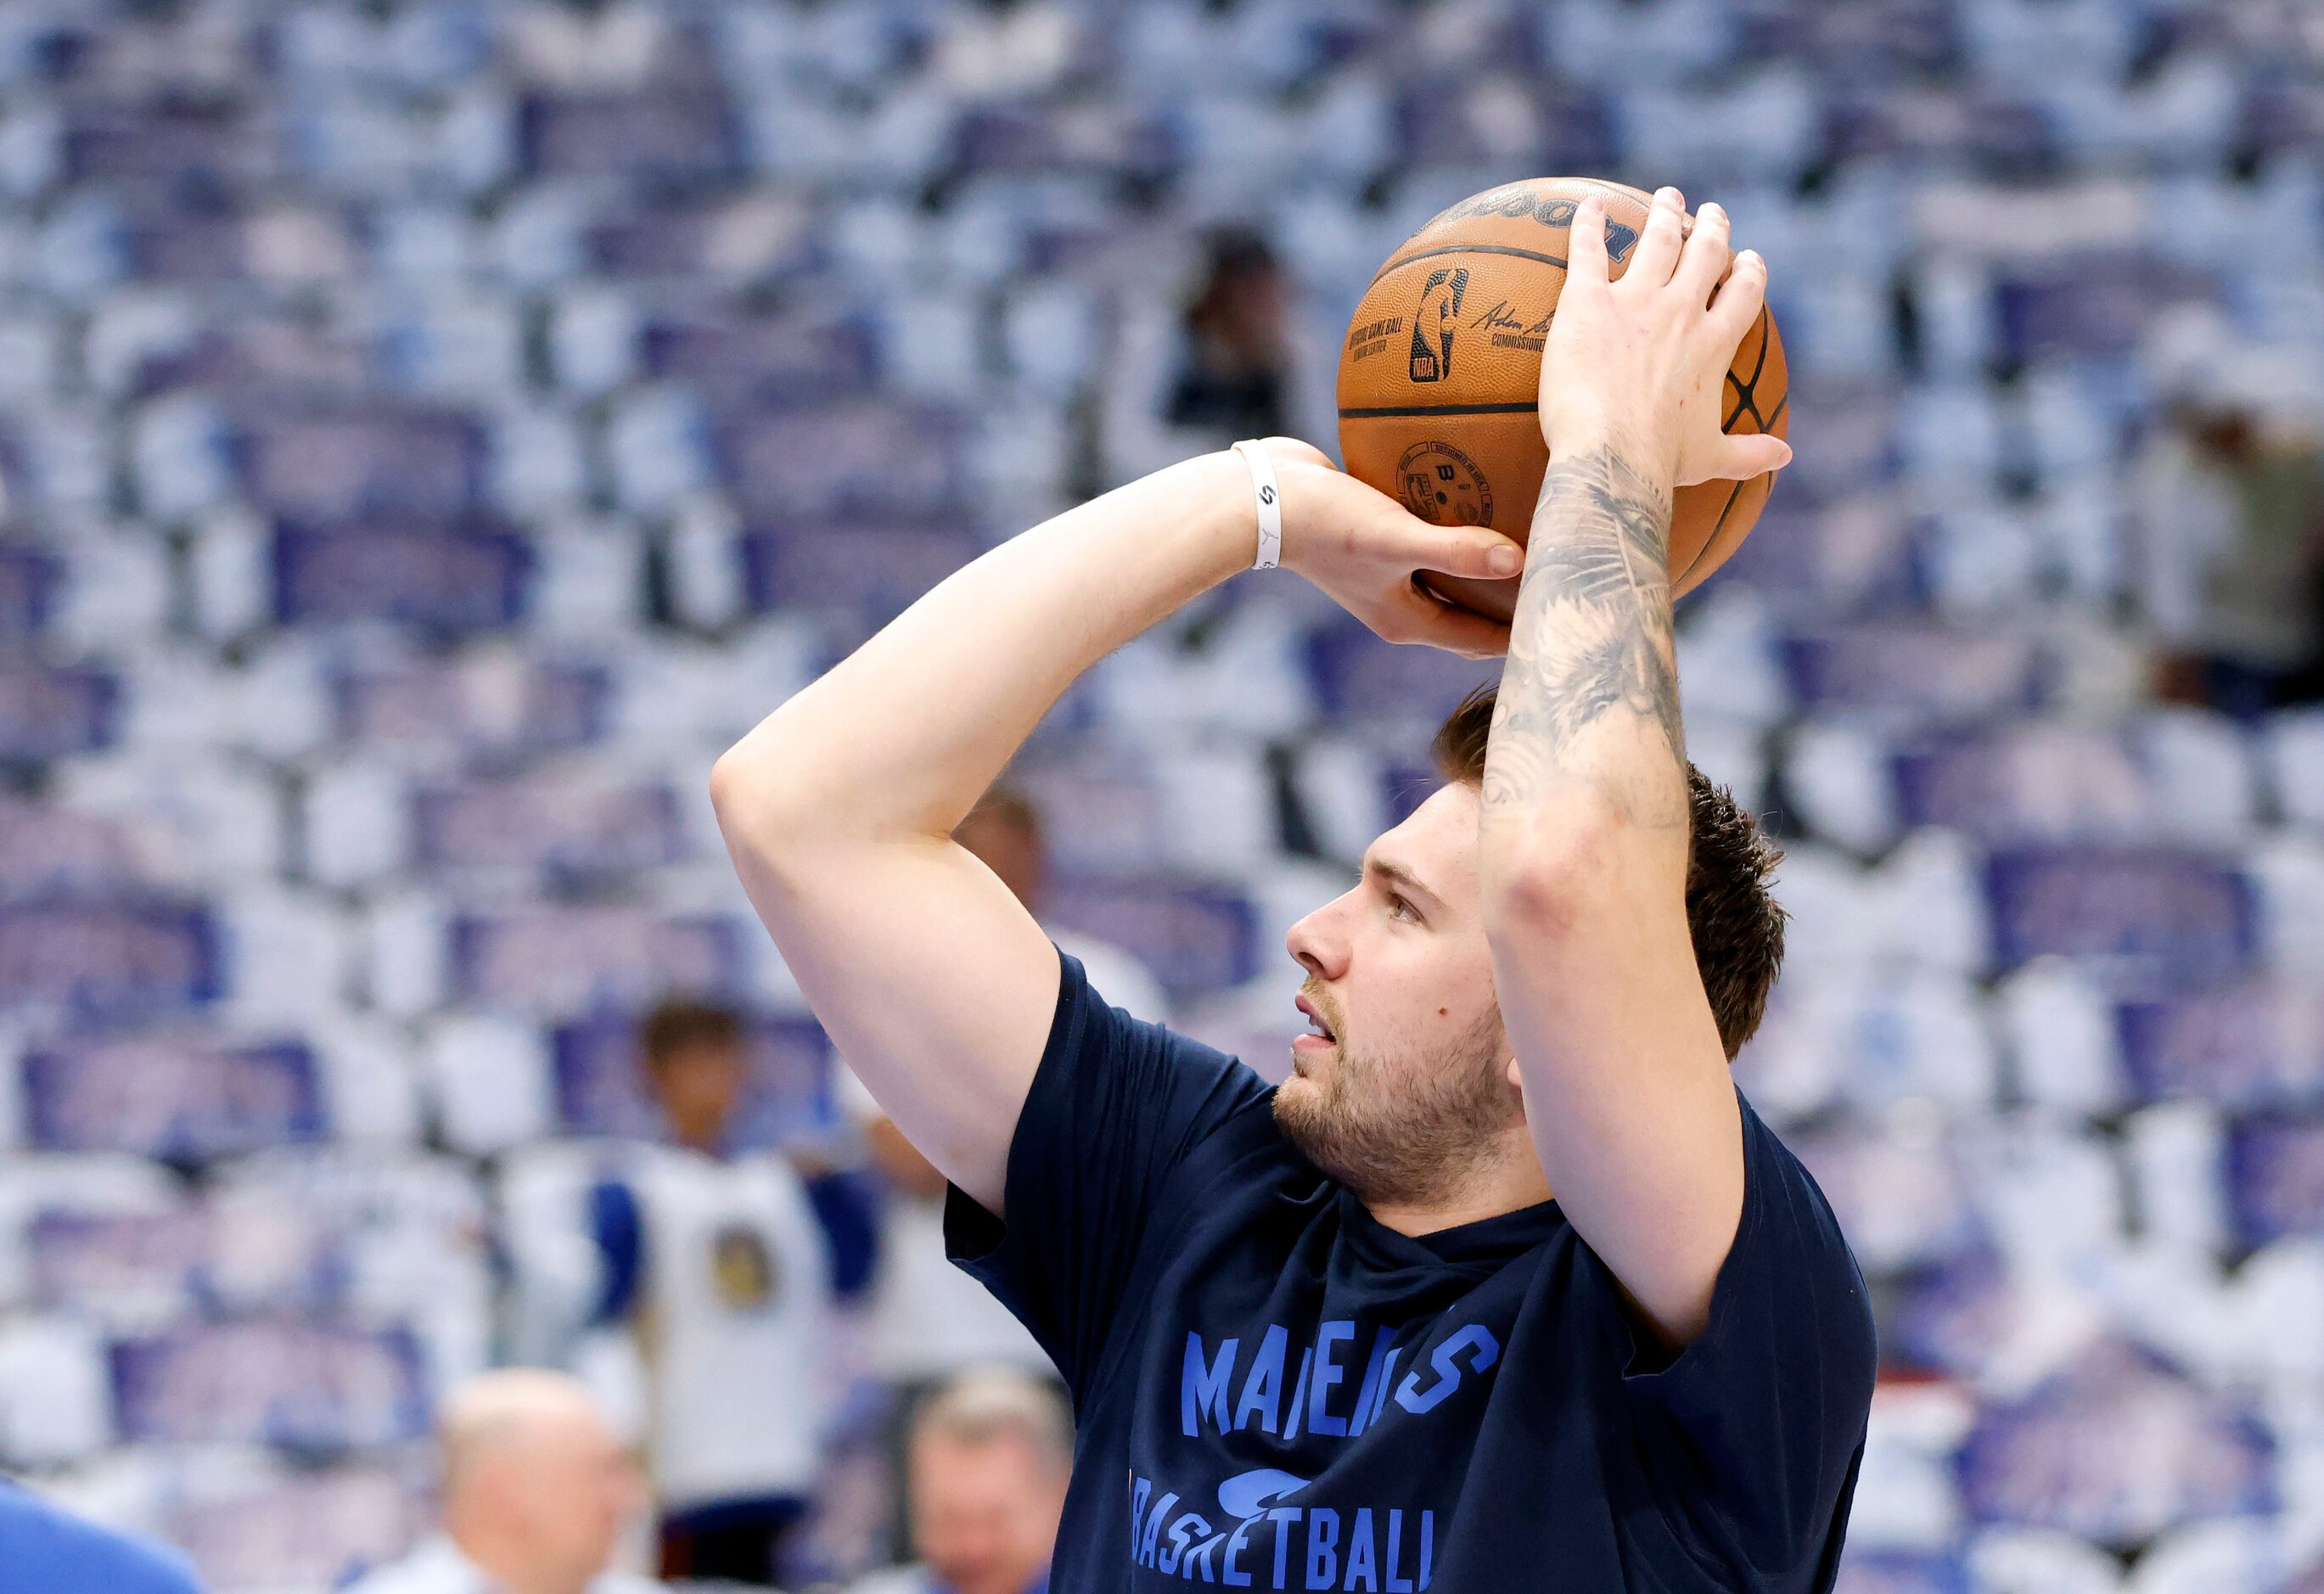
top-left (1362, 854), bottom-right (1443, 914)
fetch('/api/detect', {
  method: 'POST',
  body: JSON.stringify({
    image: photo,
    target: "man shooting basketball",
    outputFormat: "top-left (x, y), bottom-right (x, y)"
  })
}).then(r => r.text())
top-left (713, 188), bottom-right (1875, 1591)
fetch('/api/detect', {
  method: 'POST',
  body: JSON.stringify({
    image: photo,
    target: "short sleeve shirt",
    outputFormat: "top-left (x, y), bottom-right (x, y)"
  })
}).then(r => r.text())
top-left (947, 946), bottom-right (1878, 1592)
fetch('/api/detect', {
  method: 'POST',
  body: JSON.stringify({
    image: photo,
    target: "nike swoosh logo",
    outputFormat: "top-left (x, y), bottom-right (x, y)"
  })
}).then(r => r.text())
top-left (1218, 1468), bottom-right (1311, 1519)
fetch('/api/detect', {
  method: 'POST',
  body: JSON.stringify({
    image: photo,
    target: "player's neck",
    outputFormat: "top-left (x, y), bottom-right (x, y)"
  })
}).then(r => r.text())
top-left (1363, 1140), bottom-right (1555, 1239)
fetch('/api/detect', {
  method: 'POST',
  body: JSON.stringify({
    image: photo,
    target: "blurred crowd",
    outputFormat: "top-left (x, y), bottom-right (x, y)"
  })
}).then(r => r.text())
top-left (0, 0), bottom-right (2321, 1591)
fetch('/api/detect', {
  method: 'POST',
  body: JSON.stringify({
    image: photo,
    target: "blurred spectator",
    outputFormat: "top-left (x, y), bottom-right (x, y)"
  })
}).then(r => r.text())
top-left (1163, 228), bottom-right (1292, 441)
top-left (0, 1482), bottom-right (205, 1594)
top-left (570, 1000), bottom-right (879, 1587)
top-left (846, 1371), bottom-right (1069, 1594)
top-left (342, 1369), bottom-right (653, 1594)
top-left (2137, 394), bottom-right (2324, 716)
top-left (848, 1065), bottom-right (1049, 1389)
top-left (838, 784), bottom-right (1142, 1561)
top-left (953, 785), bottom-right (1170, 1023)
top-left (841, 1054), bottom-right (1051, 1566)
top-left (849, 783), bottom-right (1161, 1389)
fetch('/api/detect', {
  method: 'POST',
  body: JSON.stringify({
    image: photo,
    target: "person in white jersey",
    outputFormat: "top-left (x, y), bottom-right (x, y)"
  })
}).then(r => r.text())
top-left (850, 783), bottom-right (1164, 1387)
top-left (573, 999), bottom-right (879, 1586)
top-left (847, 785), bottom-right (1150, 1558)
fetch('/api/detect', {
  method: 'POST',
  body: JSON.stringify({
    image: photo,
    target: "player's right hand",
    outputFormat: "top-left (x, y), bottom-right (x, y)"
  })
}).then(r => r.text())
top-left (1249, 437), bottom-right (1524, 660)
top-left (1537, 188), bottom-right (1794, 490)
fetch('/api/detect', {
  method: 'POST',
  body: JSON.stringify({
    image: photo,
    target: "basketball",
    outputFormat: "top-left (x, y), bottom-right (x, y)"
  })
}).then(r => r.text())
top-left (1338, 177), bottom-right (1788, 621)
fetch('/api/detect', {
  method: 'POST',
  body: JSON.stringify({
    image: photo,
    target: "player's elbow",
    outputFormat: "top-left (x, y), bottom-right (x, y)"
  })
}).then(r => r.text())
top-left (1479, 806), bottom-right (1673, 941)
top-left (709, 739), bottom-right (816, 859)
top-left (707, 744), bottom-right (760, 832)
top-left (707, 744), bottom-right (755, 821)
top-left (1480, 846), bottom-right (1606, 946)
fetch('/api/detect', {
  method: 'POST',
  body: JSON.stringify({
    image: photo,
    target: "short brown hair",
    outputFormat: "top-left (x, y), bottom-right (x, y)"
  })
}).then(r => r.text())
top-left (639, 998), bottom-right (744, 1068)
top-left (1430, 683), bottom-right (1787, 1060)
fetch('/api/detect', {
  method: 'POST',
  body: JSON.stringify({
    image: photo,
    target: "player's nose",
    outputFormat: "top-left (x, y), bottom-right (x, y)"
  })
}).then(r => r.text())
top-left (1285, 906), bottom-right (1349, 981)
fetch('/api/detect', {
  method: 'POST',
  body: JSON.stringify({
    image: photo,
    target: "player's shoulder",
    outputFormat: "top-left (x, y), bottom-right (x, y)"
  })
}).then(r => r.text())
top-left (1734, 1086), bottom-right (1838, 1210)
top-left (1034, 938), bottom-right (1286, 1174)
top-left (1048, 925), bottom-right (1173, 1026)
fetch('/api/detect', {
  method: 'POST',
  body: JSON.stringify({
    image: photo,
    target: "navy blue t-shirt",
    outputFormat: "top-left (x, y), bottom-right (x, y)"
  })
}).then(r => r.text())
top-left (947, 947), bottom-right (1878, 1592)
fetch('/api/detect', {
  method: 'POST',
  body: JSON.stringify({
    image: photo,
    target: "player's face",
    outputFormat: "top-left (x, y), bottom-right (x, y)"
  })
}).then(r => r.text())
top-left (1276, 783), bottom-right (1522, 1206)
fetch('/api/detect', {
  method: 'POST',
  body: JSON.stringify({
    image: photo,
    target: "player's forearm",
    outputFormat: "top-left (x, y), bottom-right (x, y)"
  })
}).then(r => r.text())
top-left (711, 452), bottom-right (1254, 845)
top-left (1477, 439), bottom-right (1689, 879)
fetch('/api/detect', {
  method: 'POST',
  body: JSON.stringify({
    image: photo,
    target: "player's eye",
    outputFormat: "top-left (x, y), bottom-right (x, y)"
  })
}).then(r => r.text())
top-left (1387, 893), bottom-right (1420, 923)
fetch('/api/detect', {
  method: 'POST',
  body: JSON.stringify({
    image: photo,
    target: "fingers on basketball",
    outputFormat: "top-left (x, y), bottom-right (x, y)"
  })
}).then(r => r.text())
top-left (1566, 196), bottom-right (1611, 287)
top-left (1709, 250), bottom-right (1768, 345)
top-left (1676, 203), bottom-right (1732, 306)
top-left (1401, 581), bottom-right (1513, 659)
top-left (1432, 529), bottom-right (1522, 581)
top-left (1625, 187), bottom-right (1688, 288)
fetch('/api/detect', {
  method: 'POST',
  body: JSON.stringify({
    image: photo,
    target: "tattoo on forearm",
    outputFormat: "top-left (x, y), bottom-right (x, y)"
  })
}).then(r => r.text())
top-left (1483, 446), bottom-right (1684, 823)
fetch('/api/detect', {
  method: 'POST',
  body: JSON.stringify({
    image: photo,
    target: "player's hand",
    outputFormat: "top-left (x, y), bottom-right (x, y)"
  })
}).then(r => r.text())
top-left (1250, 437), bottom-right (1524, 659)
top-left (1539, 188), bottom-right (1794, 489)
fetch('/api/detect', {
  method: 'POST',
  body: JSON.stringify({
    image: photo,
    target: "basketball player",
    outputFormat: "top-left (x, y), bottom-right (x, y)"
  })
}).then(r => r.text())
top-left (712, 188), bottom-right (1876, 1591)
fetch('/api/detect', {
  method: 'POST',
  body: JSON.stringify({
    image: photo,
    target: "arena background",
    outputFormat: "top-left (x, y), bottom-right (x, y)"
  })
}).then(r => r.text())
top-left (1, 2), bottom-right (2323, 1591)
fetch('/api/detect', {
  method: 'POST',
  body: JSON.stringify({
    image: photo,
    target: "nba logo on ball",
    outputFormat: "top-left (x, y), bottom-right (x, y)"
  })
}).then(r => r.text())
top-left (1408, 267), bottom-right (1468, 383)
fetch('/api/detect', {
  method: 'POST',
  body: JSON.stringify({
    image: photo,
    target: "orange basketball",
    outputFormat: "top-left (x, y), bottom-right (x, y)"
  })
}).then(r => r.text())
top-left (1337, 177), bottom-right (1787, 621)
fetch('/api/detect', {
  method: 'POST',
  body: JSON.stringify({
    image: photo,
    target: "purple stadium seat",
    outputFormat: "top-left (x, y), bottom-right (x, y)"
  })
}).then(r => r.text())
top-left (111, 1321), bottom-right (428, 1448)
top-left (19, 1037), bottom-right (323, 1159)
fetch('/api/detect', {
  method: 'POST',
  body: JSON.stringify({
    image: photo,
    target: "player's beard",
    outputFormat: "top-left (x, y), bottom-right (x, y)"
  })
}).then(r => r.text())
top-left (1271, 1002), bottom-right (1521, 1210)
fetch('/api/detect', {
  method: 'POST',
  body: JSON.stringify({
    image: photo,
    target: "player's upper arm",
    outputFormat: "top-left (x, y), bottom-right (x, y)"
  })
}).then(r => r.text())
top-left (710, 772), bottom-right (1058, 1215)
top-left (1482, 826), bottom-right (1745, 1356)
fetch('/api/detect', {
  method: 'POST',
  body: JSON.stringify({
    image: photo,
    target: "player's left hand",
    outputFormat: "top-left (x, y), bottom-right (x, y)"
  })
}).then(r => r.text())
top-left (1249, 437), bottom-right (1524, 659)
top-left (1539, 188), bottom-right (1794, 489)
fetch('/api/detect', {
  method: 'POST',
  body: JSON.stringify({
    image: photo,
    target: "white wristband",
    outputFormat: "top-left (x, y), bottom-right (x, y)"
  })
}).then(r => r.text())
top-left (1231, 439), bottom-right (1283, 570)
